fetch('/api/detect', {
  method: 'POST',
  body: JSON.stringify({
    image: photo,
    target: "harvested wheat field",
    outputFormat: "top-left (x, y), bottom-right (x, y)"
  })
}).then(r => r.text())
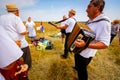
top-left (25, 22), bottom-right (120, 80)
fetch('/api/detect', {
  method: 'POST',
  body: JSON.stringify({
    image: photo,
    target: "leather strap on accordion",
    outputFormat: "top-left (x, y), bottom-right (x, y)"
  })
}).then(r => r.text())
top-left (67, 23), bottom-right (95, 54)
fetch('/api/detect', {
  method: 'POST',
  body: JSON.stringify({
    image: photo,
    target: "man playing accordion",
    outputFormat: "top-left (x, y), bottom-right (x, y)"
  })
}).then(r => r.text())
top-left (73, 0), bottom-right (111, 80)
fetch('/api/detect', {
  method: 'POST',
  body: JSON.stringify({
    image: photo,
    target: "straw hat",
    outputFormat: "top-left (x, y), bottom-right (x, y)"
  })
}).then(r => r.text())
top-left (113, 20), bottom-right (120, 24)
top-left (6, 4), bottom-right (18, 11)
top-left (69, 9), bottom-right (76, 15)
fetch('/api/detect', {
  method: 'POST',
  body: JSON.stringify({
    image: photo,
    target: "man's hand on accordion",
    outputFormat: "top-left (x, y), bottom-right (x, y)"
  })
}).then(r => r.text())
top-left (74, 39), bottom-right (86, 48)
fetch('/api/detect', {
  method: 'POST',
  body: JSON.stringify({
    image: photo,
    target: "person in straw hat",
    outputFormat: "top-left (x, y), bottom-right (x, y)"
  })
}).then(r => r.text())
top-left (110, 20), bottom-right (119, 43)
top-left (117, 20), bottom-right (120, 44)
top-left (6, 3), bottom-right (18, 11)
top-left (56, 9), bottom-right (76, 59)
top-left (0, 3), bottom-right (32, 72)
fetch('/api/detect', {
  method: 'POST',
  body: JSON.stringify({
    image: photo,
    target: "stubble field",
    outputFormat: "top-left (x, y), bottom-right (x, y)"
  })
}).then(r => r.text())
top-left (25, 22), bottom-right (120, 80)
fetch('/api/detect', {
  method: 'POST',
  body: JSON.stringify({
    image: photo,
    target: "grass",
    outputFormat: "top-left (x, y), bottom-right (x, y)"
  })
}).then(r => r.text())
top-left (26, 22), bottom-right (120, 80)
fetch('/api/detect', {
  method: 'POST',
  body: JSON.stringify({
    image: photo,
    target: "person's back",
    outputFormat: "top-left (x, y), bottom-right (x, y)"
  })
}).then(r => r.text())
top-left (0, 13), bottom-right (28, 48)
top-left (110, 20), bottom-right (119, 43)
top-left (117, 23), bottom-right (120, 44)
top-left (0, 25), bottom-right (25, 80)
top-left (111, 24), bottom-right (118, 35)
top-left (0, 4), bottom-right (31, 70)
top-left (0, 13), bottom-right (20, 38)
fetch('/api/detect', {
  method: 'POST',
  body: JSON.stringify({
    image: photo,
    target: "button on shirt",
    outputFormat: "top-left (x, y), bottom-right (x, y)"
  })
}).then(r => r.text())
top-left (79, 14), bottom-right (111, 58)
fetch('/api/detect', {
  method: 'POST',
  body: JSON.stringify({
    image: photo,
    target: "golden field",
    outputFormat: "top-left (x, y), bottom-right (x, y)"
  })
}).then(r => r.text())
top-left (25, 22), bottom-right (120, 80)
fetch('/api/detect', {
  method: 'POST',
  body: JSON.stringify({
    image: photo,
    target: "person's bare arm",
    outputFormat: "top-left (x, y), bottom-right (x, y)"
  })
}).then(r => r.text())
top-left (15, 40), bottom-right (21, 47)
top-left (20, 31), bottom-right (28, 35)
top-left (88, 41), bottom-right (108, 49)
top-left (74, 39), bottom-right (108, 49)
top-left (56, 24), bottom-right (68, 29)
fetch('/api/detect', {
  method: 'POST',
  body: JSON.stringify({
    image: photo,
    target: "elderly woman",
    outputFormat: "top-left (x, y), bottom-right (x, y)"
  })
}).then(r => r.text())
top-left (26, 17), bottom-right (36, 39)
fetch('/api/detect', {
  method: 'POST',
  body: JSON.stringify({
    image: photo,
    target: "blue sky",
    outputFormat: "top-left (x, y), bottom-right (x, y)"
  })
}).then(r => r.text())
top-left (0, 0), bottom-right (120, 22)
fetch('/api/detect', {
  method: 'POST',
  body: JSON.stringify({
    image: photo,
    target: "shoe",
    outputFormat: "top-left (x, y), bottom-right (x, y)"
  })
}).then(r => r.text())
top-left (61, 55), bottom-right (68, 59)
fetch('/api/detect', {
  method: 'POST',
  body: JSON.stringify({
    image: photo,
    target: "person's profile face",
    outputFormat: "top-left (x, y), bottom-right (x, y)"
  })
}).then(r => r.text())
top-left (86, 2), bottom-right (96, 19)
top-left (15, 10), bottom-right (19, 16)
top-left (68, 12), bottom-right (72, 18)
top-left (28, 17), bottom-right (31, 22)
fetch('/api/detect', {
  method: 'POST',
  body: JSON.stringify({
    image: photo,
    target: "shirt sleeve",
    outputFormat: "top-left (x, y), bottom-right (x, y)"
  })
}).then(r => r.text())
top-left (65, 18), bottom-right (72, 26)
top-left (95, 21), bottom-right (111, 46)
top-left (15, 17), bottom-right (26, 33)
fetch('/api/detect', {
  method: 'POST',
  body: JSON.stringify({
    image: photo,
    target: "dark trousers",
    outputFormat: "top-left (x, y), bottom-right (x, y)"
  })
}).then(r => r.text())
top-left (22, 46), bottom-right (32, 69)
top-left (63, 33), bottom-right (71, 57)
top-left (110, 34), bottom-right (116, 43)
top-left (74, 54), bottom-right (92, 80)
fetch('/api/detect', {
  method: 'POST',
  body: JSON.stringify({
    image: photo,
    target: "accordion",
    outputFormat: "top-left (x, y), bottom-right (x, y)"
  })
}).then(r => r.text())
top-left (67, 23), bottom-right (95, 54)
